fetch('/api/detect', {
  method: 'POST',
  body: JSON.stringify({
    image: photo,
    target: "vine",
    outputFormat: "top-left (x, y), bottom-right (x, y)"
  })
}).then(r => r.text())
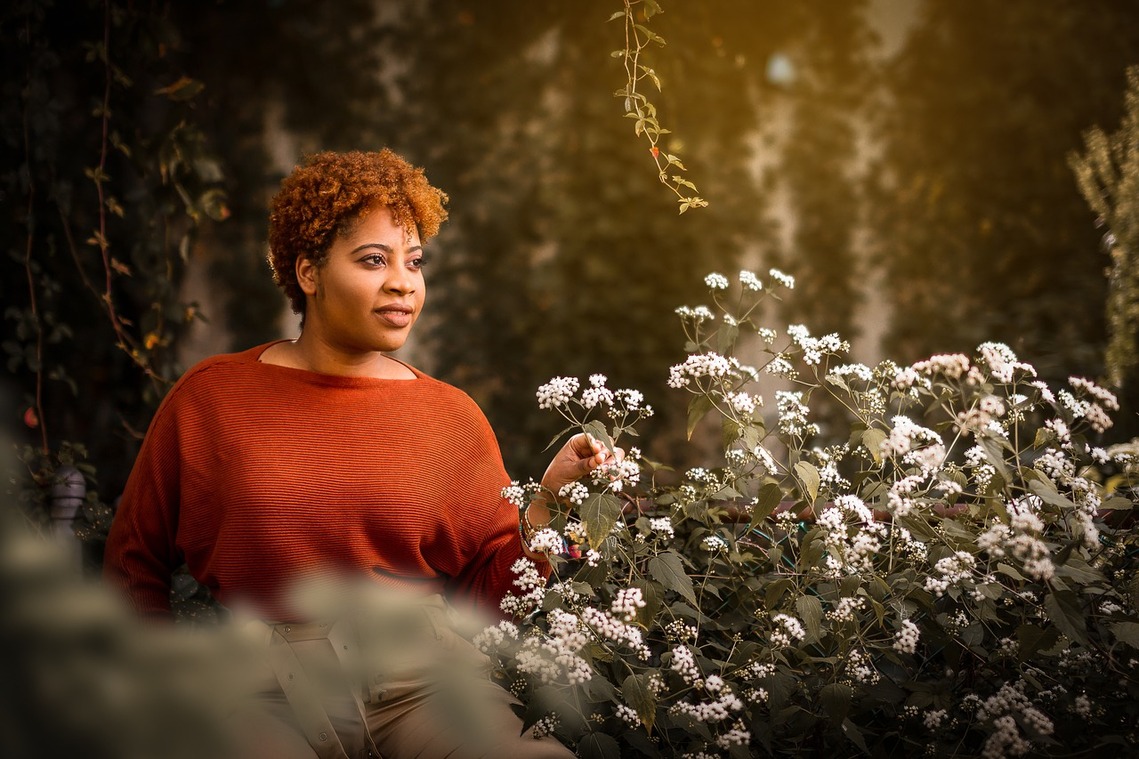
top-left (612, 0), bottom-right (707, 213)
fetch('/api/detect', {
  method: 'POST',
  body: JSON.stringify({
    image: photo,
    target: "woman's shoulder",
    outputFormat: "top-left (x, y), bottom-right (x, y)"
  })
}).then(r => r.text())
top-left (159, 342), bottom-right (277, 405)
top-left (177, 342), bottom-right (270, 384)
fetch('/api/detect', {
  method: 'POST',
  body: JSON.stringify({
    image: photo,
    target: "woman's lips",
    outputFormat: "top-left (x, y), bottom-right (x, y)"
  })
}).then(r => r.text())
top-left (373, 306), bottom-right (414, 328)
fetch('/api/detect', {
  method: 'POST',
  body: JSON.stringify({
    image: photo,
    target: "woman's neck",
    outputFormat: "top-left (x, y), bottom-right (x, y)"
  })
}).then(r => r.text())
top-left (263, 334), bottom-right (416, 379)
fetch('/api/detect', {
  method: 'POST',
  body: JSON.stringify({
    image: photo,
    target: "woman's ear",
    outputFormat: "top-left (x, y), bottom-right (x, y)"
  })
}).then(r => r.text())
top-left (296, 256), bottom-right (319, 297)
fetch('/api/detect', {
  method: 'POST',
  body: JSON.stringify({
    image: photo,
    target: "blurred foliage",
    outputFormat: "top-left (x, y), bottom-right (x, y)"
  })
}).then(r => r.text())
top-left (1070, 65), bottom-right (1139, 428)
top-left (2, 0), bottom-right (393, 531)
top-left (867, 1), bottom-right (1139, 439)
top-left (386, 0), bottom-right (881, 476)
top-left (7, 0), bottom-right (1139, 545)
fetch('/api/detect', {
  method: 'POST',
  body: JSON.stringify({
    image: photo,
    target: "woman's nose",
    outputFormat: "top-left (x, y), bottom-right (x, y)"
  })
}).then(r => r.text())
top-left (384, 265), bottom-right (416, 294)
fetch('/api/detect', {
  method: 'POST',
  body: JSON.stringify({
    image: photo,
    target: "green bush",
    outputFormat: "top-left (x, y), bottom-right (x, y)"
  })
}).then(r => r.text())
top-left (483, 269), bottom-right (1139, 758)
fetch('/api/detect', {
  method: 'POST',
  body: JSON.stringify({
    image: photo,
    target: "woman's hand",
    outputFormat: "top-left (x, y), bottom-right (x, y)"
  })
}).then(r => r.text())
top-left (540, 433), bottom-right (623, 498)
top-left (520, 434), bottom-right (623, 552)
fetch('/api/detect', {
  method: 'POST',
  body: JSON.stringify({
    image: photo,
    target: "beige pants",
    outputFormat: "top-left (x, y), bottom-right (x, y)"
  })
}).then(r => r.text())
top-left (229, 598), bottom-right (573, 759)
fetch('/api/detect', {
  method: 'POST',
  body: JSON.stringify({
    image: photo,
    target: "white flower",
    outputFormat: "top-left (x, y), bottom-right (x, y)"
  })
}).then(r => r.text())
top-left (536, 376), bottom-right (579, 409)
top-left (893, 619), bottom-right (920, 654)
top-left (588, 374), bottom-right (607, 388)
top-left (668, 352), bottom-right (734, 389)
top-left (768, 268), bottom-right (795, 289)
top-left (912, 353), bottom-right (971, 379)
top-left (581, 386), bottom-right (614, 409)
top-left (705, 272), bottom-right (730, 290)
top-left (739, 269), bottom-right (763, 291)
top-left (923, 709), bottom-right (947, 730)
top-left (502, 481), bottom-right (526, 508)
top-left (614, 388), bottom-right (644, 410)
top-left (676, 305), bottom-right (716, 323)
top-left (765, 355), bottom-right (795, 378)
top-left (1068, 376), bottom-right (1119, 410)
top-left (977, 342), bottom-right (1036, 383)
top-left (827, 596), bottom-right (865, 623)
top-left (770, 613), bottom-right (807, 648)
top-left (727, 390), bottom-right (758, 414)
top-left (590, 457), bottom-right (640, 492)
top-left (670, 645), bottom-right (703, 686)
top-left (924, 551), bottom-right (976, 596)
top-left (611, 587), bottom-right (647, 622)
top-left (615, 704), bottom-right (640, 727)
top-left (558, 482), bottom-right (589, 505)
top-left (702, 534), bottom-right (728, 552)
top-left (528, 528), bottom-right (563, 554)
top-left (649, 517), bottom-right (675, 540)
top-left (776, 390), bottom-right (816, 437)
top-left (827, 363), bottom-right (873, 383)
top-left (880, 416), bottom-right (942, 460)
top-left (473, 620), bottom-right (519, 653)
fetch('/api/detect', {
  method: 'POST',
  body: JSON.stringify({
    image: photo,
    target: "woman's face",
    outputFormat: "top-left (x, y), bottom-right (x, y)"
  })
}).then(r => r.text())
top-left (297, 205), bottom-right (426, 354)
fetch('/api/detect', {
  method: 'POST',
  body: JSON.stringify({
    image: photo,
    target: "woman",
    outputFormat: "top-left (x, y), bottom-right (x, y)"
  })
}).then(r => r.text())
top-left (103, 149), bottom-right (605, 758)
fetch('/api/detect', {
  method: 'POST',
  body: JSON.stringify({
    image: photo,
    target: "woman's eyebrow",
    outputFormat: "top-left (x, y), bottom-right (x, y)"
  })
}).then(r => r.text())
top-left (349, 243), bottom-right (423, 254)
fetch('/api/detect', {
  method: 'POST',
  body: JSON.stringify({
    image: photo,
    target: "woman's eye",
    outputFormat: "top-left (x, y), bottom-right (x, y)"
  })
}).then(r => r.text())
top-left (362, 254), bottom-right (386, 267)
top-left (410, 256), bottom-right (427, 270)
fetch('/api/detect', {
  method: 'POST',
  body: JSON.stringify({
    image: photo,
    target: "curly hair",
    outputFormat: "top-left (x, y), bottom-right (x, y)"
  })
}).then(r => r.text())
top-left (268, 149), bottom-right (449, 315)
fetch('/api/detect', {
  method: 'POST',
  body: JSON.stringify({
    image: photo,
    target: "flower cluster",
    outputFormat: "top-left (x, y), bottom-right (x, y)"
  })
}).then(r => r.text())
top-left (775, 390), bottom-right (818, 437)
top-left (500, 557), bottom-right (546, 617)
top-left (770, 613), bottom-right (807, 649)
top-left (515, 608), bottom-right (592, 685)
top-left (611, 587), bottom-right (647, 621)
top-left (481, 268), bottom-right (1138, 758)
top-left (893, 619), bottom-right (921, 654)
top-left (786, 323), bottom-right (849, 366)
top-left (924, 551), bottom-right (977, 596)
top-left (668, 352), bottom-right (735, 389)
top-left (670, 644), bottom-right (703, 686)
top-left (536, 376), bottom-right (579, 409)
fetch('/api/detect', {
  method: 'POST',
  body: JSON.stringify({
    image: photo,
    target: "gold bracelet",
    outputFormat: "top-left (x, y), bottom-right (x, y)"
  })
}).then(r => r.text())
top-left (519, 503), bottom-right (538, 547)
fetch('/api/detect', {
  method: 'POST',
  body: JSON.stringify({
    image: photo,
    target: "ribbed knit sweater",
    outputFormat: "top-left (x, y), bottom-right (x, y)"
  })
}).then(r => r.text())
top-left (103, 342), bottom-right (538, 620)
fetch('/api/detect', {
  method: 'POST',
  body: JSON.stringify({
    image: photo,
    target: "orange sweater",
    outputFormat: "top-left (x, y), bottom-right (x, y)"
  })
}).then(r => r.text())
top-left (103, 343), bottom-right (538, 620)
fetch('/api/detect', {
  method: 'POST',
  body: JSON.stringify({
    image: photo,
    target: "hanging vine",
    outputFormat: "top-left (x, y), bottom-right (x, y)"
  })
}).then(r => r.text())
top-left (612, 0), bottom-right (707, 213)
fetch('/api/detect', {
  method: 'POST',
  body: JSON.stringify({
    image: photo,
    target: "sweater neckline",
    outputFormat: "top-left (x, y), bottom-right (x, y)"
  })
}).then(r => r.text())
top-left (251, 340), bottom-right (424, 386)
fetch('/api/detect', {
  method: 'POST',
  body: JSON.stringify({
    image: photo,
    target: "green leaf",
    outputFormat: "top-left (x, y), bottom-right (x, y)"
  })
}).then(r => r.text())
top-left (582, 419), bottom-right (616, 457)
top-left (1100, 496), bottom-right (1133, 510)
top-left (793, 461), bottom-right (820, 504)
top-left (579, 732), bottom-right (621, 759)
top-left (1016, 623), bottom-right (1060, 660)
top-left (686, 394), bottom-right (714, 440)
top-left (795, 594), bottom-right (824, 640)
top-left (749, 482), bottom-right (785, 530)
top-left (861, 428), bottom-right (887, 464)
top-left (841, 718), bottom-right (869, 753)
top-left (717, 322), bottom-right (739, 354)
top-left (721, 418), bottom-right (741, 450)
top-left (622, 673), bottom-right (657, 732)
top-left (820, 683), bottom-right (852, 723)
top-left (649, 550), bottom-right (697, 605)
top-left (1111, 621), bottom-right (1139, 649)
top-left (543, 423), bottom-right (577, 452)
top-left (997, 562), bottom-right (1026, 582)
top-left (765, 578), bottom-right (793, 608)
top-left (579, 493), bottom-right (623, 549)
top-left (1045, 589), bottom-right (1089, 646)
top-left (1028, 477), bottom-right (1078, 510)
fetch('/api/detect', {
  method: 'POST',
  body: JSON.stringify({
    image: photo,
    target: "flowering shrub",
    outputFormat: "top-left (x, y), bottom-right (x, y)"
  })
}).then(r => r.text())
top-left (485, 269), bottom-right (1139, 758)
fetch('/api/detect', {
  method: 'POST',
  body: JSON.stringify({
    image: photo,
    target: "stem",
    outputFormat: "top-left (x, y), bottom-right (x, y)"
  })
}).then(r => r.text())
top-left (22, 15), bottom-right (48, 455)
